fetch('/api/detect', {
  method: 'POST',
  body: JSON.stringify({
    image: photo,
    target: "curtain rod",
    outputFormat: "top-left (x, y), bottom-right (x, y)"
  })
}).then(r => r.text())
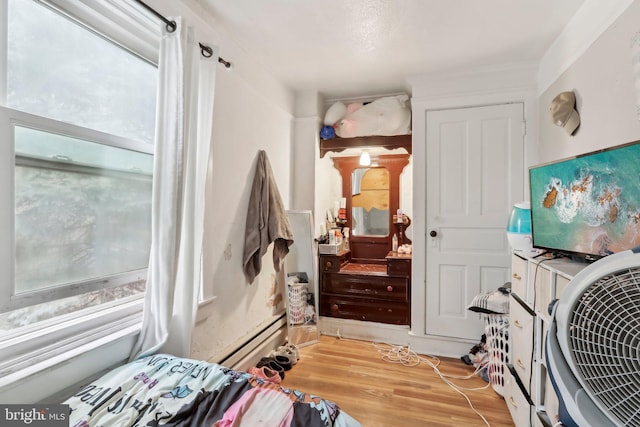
top-left (133, 0), bottom-right (232, 69)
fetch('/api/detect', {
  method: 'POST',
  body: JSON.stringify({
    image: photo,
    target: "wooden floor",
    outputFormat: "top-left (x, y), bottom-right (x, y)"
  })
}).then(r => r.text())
top-left (281, 335), bottom-right (514, 427)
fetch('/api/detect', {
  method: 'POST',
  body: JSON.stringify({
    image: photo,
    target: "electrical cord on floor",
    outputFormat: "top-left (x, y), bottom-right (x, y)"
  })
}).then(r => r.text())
top-left (371, 342), bottom-right (492, 427)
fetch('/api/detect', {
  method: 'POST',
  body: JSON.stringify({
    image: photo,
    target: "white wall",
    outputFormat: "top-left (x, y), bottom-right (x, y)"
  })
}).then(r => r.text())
top-left (315, 153), bottom-right (343, 236)
top-left (192, 71), bottom-right (294, 361)
top-left (538, 1), bottom-right (640, 162)
top-left (292, 91), bottom-right (323, 213)
top-left (146, 0), bottom-right (297, 362)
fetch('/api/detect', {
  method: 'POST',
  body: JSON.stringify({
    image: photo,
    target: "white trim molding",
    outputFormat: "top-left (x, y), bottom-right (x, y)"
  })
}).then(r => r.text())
top-left (319, 316), bottom-right (410, 347)
top-left (407, 65), bottom-right (539, 351)
top-left (407, 62), bottom-right (538, 101)
top-left (537, 0), bottom-right (634, 95)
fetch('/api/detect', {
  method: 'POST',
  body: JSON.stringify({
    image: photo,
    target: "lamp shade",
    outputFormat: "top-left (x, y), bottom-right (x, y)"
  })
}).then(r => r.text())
top-left (507, 201), bottom-right (532, 251)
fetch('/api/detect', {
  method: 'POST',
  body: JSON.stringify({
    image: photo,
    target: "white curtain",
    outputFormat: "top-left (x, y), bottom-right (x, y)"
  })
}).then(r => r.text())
top-left (131, 17), bottom-right (217, 359)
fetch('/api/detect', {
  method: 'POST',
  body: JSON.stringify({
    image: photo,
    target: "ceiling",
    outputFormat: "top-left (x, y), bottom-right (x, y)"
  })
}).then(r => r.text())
top-left (195, 0), bottom-right (586, 100)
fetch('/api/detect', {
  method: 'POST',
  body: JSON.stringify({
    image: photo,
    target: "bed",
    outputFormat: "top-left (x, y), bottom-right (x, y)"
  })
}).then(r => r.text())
top-left (65, 353), bottom-right (362, 426)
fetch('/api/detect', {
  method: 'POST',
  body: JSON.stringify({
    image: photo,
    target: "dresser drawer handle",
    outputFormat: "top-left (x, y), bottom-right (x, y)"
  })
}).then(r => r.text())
top-left (509, 396), bottom-right (518, 408)
top-left (386, 286), bottom-right (394, 292)
top-left (514, 320), bottom-right (523, 329)
top-left (331, 303), bottom-right (339, 311)
top-left (325, 261), bottom-right (333, 269)
top-left (516, 358), bottom-right (526, 370)
top-left (512, 273), bottom-right (522, 280)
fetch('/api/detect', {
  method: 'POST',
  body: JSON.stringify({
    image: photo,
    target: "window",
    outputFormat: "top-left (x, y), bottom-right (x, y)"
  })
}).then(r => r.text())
top-left (0, 0), bottom-right (158, 371)
top-left (6, 0), bottom-right (157, 144)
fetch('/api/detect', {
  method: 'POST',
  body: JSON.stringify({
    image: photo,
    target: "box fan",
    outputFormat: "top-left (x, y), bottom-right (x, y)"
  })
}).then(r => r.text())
top-left (546, 249), bottom-right (640, 427)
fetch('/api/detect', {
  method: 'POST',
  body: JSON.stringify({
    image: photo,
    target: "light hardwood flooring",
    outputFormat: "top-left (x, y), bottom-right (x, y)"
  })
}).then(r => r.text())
top-left (281, 335), bottom-right (514, 427)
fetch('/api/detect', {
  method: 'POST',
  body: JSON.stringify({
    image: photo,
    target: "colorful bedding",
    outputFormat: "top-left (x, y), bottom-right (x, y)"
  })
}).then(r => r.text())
top-left (65, 354), bottom-right (361, 427)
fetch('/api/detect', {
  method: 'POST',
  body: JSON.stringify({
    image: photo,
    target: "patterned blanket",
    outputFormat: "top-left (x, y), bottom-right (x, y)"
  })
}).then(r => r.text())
top-left (65, 354), bottom-right (361, 427)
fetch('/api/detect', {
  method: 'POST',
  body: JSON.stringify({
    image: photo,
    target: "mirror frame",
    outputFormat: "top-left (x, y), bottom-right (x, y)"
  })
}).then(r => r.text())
top-left (332, 153), bottom-right (410, 263)
top-left (284, 210), bottom-right (320, 348)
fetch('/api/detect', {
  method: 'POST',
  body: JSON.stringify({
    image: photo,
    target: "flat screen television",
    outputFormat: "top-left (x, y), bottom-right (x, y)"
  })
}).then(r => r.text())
top-left (529, 140), bottom-right (640, 261)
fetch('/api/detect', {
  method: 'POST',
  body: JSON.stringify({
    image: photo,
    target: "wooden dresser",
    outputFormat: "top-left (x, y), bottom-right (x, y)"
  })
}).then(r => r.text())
top-left (319, 250), bottom-right (411, 325)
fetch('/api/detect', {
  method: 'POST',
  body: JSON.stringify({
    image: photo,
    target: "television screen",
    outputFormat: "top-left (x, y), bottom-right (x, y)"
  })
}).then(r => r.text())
top-left (529, 140), bottom-right (640, 260)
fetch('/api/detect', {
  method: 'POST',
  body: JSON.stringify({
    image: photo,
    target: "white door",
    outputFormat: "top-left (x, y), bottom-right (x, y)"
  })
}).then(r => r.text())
top-left (425, 103), bottom-right (524, 340)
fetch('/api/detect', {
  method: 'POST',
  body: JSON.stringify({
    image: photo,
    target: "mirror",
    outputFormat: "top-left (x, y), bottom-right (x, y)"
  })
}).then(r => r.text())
top-left (351, 167), bottom-right (389, 236)
top-left (332, 154), bottom-right (410, 262)
top-left (283, 210), bottom-right (320, 348)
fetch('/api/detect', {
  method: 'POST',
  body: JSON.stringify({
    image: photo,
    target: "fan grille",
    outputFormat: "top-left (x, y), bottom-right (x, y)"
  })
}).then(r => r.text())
top-left (569, 267), bottom-right (640, 426)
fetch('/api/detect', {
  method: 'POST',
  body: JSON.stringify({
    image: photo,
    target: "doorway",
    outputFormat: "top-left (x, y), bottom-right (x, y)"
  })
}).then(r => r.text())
top-left (424, 103), bottom-right (524, 340)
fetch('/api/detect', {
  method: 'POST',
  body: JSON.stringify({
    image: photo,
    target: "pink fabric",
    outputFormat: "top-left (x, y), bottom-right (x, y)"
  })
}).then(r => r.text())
top-left (214, 387), bottom-right (294, 427)
top-left (248, 366), bottom-right (281, 384)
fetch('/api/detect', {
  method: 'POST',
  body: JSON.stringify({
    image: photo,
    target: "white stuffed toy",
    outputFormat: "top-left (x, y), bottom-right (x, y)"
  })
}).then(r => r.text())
top-left (323, 101), bottom-right (347, 126)
top-left (325, 95), bottom-right (411, 138)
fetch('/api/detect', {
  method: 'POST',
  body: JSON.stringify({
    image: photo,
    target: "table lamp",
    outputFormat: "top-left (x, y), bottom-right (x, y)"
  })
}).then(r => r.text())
top-left (506, 201), bottom-right (532, 251)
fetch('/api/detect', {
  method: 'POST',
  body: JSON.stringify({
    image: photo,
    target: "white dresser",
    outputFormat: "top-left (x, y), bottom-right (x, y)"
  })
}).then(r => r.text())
top-left (505, 252), bottom-right (587, 427)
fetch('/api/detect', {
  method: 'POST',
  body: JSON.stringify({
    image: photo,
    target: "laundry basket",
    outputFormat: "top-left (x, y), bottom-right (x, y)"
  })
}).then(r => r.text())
top-left (484, 313), bottom-right (510, 396)
top-left (287, 283), bottom-right (307, 325)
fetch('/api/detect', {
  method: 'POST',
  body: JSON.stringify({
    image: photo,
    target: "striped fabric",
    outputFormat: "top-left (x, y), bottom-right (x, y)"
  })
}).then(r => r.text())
top-left (467, 286), bottom-right (510, 314)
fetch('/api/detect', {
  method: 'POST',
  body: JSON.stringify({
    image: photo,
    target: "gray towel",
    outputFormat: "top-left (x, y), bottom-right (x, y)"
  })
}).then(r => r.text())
top-left (243, 150), bottom-right (294, 283)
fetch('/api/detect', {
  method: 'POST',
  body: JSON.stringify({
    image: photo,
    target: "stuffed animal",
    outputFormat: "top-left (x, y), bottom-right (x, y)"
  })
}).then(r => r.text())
top-left (324, 95), bottom-right (411, 138)
top-left (323, 102), bottom-right (347, 126)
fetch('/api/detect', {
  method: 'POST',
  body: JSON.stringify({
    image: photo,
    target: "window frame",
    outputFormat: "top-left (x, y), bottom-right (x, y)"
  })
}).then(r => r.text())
top-left (0, 0), bottom-right (160, 381)
top-left (0, 295), bottom-right (143, 381)
top-left (0, 107), bottom-right (153, 313)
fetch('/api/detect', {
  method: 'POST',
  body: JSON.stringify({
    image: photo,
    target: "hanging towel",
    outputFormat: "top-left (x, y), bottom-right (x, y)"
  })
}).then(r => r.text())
top-left (243, 150), bottom-right (294, 283)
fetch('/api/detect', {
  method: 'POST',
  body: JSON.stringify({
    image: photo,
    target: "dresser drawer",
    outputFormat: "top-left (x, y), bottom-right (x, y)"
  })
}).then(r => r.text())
top-left (511, 255), bottom-right (529, 303)
top-left (320, 295), bottom-right (409, 324)
top-left (505, 371), bottom-right (532, 427)
top-left (319, 251), bottom-right (350, 272)
top-left (321, 273), bottom-right (408, 301)
top-left (555, 274), bottom-right (571, 301)
top-left (387, 258), bottom-right (411, 277)
top-left (534, 268), bottom-right (552, 322)
top-left (510, 294), bottom-right (535, 396)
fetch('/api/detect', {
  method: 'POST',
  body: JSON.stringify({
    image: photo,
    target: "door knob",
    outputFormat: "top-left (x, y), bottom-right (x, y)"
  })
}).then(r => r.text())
top-left (430, 230), bottom-right (437, 237)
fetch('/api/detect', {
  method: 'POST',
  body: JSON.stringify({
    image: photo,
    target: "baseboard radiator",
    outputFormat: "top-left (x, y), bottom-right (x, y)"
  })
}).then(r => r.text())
top-left (216, 312), bottom-right (288, 372)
